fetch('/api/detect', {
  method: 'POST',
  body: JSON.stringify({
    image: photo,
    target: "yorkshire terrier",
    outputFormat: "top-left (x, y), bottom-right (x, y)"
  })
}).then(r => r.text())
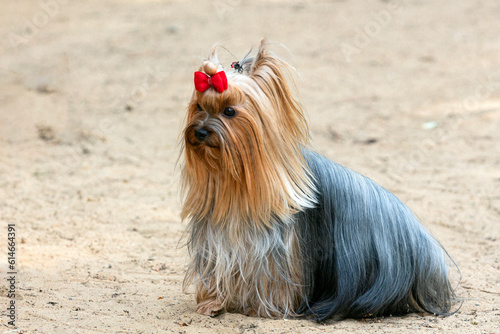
top-left (181, 40), bottom-right (457, 321)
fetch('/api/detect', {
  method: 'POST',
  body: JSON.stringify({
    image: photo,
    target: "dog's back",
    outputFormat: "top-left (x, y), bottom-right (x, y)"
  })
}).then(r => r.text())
top-left (299, 150), bottom-right (457, 320)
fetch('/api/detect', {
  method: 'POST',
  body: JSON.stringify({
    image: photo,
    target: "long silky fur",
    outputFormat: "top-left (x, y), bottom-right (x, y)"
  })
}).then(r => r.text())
top-left (298, 151), bottom-right (456, 320)
top-left (181, 40), bottom-right (457, 321)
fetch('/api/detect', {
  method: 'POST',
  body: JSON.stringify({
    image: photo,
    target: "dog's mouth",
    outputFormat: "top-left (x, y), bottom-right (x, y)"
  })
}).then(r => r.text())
top-left (185, 134), bottom-right (220, 149)
top-left (185, 125), bottom-right (220, 149)
top-left (185, 141), bottom-right (222, 171)
top-left (184, 122), bottom-right (226, 172)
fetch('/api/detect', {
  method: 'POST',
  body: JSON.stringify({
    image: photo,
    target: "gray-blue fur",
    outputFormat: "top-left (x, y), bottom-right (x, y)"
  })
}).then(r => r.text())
top-left (297, 150), bottom-right (456, 320)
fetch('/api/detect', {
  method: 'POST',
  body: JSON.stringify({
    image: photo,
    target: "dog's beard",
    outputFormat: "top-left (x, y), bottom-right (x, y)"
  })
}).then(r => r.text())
top-left (185, 138), bottom-right (222, 172)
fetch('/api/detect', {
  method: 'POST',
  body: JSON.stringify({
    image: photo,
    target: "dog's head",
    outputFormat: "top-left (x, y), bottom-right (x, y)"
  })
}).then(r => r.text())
top-left (182, 40), bottom-right (316, 227)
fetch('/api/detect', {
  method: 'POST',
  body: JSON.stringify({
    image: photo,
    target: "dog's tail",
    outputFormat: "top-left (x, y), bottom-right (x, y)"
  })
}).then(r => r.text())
top-left (301, 150), bottom-right (459, 321)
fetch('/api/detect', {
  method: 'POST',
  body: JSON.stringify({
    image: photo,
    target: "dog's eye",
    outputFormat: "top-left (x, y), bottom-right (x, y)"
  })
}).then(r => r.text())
top-left (196, 104), bottom-right (203, 111)
top-left (223, 107), bottom-right (236, 118)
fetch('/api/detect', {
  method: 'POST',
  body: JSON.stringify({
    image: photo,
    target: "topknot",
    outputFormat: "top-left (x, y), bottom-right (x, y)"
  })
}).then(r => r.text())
top-left (201, 60), bottom-right (219, 76)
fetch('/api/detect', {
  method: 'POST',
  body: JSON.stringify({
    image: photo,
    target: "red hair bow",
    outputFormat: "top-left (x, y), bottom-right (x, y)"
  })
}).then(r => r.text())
top-left (194, 71), bottom-right (228, 93)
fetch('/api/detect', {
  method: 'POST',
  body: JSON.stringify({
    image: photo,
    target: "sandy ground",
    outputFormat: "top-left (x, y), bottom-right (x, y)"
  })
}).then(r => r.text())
top-left (1, 0), bottom-right (499, 333)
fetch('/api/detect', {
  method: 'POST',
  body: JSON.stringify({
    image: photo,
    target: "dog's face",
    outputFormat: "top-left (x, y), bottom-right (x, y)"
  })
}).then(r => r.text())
top-left (184, 78), bottom-right (258, 179)
top-left (183, 52), bottom-right (306, 180)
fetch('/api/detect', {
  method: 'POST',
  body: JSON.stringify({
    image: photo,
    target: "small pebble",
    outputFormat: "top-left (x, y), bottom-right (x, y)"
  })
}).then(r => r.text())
top-left (422, 121), bottom-right (438, 130)
top-left (167, 24), bottom-right (179, 34)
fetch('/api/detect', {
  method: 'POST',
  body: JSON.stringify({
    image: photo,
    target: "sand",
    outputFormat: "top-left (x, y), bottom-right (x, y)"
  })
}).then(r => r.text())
top-left (0, 0), bottom-right (499, 333)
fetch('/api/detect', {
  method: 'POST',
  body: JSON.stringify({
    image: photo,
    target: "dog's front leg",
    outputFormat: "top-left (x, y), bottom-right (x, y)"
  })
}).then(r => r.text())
top-left (195, 281), bottom-right (224, 317)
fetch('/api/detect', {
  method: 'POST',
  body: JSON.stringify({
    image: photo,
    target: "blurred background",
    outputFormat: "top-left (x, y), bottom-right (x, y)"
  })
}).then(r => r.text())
top-left (1, 1), bottom-right (499, 333)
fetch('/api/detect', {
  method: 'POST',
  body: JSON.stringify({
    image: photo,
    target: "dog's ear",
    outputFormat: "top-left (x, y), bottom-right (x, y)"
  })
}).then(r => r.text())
top-left (248, 39), bottom-right (269, 75)
top-left (247, 39), bottom-right (297, 93)
top-left (245, 39), bottom-right (309, 144)
top-left (248, 39), bottom-right (291, 78)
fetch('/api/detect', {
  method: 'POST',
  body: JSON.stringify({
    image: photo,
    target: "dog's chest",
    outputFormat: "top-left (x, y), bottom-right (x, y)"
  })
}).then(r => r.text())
top-left (198, 223), bottom-right (305, 316)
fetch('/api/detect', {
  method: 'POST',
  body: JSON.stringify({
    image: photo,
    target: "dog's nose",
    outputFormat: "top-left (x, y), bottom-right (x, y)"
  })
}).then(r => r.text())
top-left (194, 128), bottom-right (209, 142)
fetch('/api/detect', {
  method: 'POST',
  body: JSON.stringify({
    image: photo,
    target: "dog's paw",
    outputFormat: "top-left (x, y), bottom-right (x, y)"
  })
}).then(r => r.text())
top-left (196, 300), bottom-right (224, 317)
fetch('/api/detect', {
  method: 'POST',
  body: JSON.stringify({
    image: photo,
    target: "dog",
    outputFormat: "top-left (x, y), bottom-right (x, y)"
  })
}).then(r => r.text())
top-left (181, 39), bottom-right (457, 321)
